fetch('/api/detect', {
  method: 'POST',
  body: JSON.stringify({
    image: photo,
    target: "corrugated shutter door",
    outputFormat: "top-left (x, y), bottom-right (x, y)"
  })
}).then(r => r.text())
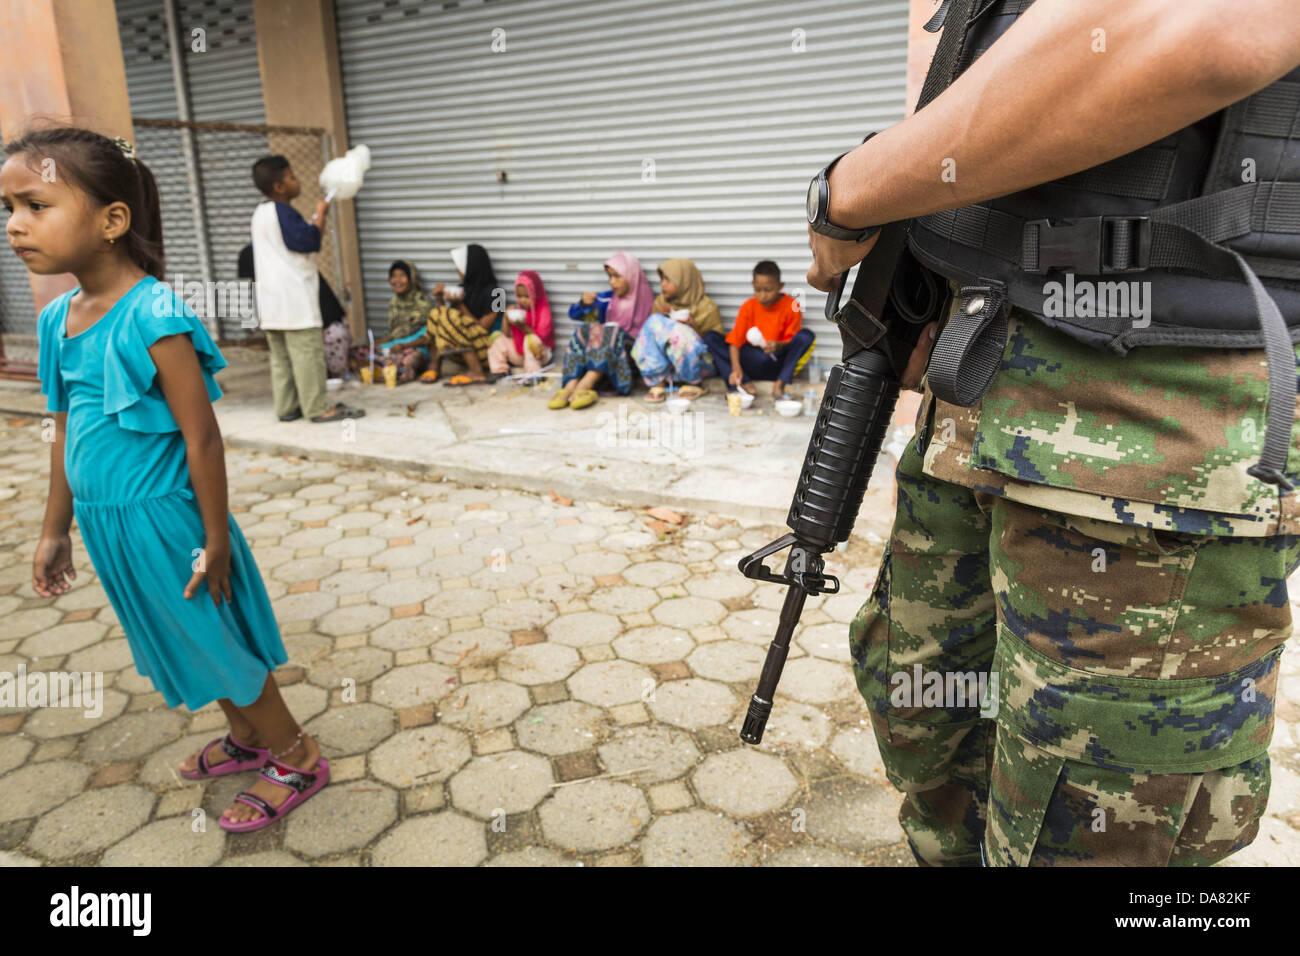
top-left (117, 0), bottom-right (207, 303)
top-left (180, 0), bottom-right (269, 311)
top-left (0, 248), bottom-right (37, 335)
top-left (335, 0), bottom-right (909, 359)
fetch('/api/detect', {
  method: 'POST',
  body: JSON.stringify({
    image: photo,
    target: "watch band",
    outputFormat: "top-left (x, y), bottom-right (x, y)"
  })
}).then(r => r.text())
top-left (811, 131), bottom-right (882, 243)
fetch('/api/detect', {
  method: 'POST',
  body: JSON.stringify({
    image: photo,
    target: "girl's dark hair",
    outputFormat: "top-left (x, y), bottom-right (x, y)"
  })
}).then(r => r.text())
top-left (3, 126), bottom-right (165, 279)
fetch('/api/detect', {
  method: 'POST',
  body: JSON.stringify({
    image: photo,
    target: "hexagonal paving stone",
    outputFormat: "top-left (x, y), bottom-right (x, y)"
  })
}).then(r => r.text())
top-left (4, 607), bottom-right (63, 640)
top-left (568, 660), bottom-right (655, 708)
top-left (425, 587), bottom-right (496, 619)
top-left (601, 530), bottom-right (657, 553)
top-left (281, 526), bottom-right (343, 550)
top-left (640, 809), bottom-right (754, 867)
top-left (321, 568), bottom-right (389, 596)
top-left (780, 658), bottom-right (856, 704)
top-left (449, 750), bottom-right (555, 818)
top-left (537, 779), bottom-right (650, 852)
top-left (272, 590), bottom-right (339, 624)
top-left (308, 646), bottom-right (394, 689)
top-left (803, 778), bottom-right (904, 850)
top-left (439, 680), bottom-right (531, 732)
top-left (498, 643), bottom-right (581, 686)
top-left (371, 811), bottom-right (487, 866)
top-left (646, 678), bottom-right (738, 730)
top-left (0, 735), bottom-right (33, 776)
top-left (22, 688), bottom-right (128, 739)
top-left (27, 784), bottom-right (154, 859)
top-left (80, 709), bottom-right (186, 763)
top-left (612, 625), bottom-right (695, 665)
top-left (565, 551), bottom-right (628, 577)
top-left (306, 703), bottom-right (395, 756)
top-left (794, 622), bottom-right (852, 662)
top-left (623, 560), bottom-right (688, 589)
top-left (482, 598), bottom-right (556, 632)
top-left (484, 847), bottom-right (578, 867)
top-left (431, 628), bottom-right (513, 667)
top-left (64, 638), bottom-right (134, 673)
top-left (323, 536), bottom-right (387, 560)
top-left (694, 750), bottom-right (798, 817)
top-left (596, 725), bottom-right (701, 783)
top-left (760, 700), bottom-right (832, 750)
top-left (546, 611), bottom-right (621, 648)
top-left (687, 640), bottom-right (766, 682)
top-left (218, 851), bottom-right (309, 867)
top-left (279, 681), bottom-right (331, 723)
top-left (514, 701), bottom-right (610, 756)
top-left (0, 759), bottom-right (91, 823)
top-left (723, 608), bottom-right (782, 644)
top-left (18, 620), bottom-right (107, 657)
top-left (652, 596), bottom-right (726, 629)
top-left (829, 728), bottom-right (887, 781)
top-left (271, 556), bottom-right (341, 584)
top-left (527, 573), bottom-right (595, 603)
top-left (762, 845), bottom-right (864, 867)
top-left (284, 784), bottom-right (399, 859)
top-left (370, 616), bottom-right (447, 651)
top-left (371, 725), bottom-right (472, 787)
top-left (317, 603), bottom-right (391, 637)
top-left (101, 815), bottom-right (226, 866)
top-left (469, 562), bottom-right (539, 591)
top-left (368, 576), bottom-right (440, 608)
top-left (683, 572), bottom-right (754, 602)
top-left (587, 585), bottom-right (659, 616)
top-left (369, 661), bottom-right (457, 709)
top-left (821, 591), bottom-right (867, 624)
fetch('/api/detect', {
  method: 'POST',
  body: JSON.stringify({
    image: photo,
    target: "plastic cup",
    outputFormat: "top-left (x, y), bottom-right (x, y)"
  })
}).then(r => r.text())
top-left (360, 366), bottom-right (373, 385)
top-left (727, 392), bottom-right (742, 416)
top-left (383, 364), bottom-right (398, 389)
top-left (670, 309), bottom-right (691, 323)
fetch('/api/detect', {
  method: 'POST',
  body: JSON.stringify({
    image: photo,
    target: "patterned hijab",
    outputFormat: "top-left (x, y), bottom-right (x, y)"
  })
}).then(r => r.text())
top-left (653, 258), bottom-right (722, 336)
top-left (603, 251), bottom-right (654, 338)
top-left (387, 259), bottom-right (434, 339)
top-left (513, 270), bottom-right (553, 352)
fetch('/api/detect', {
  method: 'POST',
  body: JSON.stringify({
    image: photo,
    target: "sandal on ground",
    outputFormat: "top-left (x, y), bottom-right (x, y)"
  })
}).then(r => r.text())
top-left (219, 754), bottom-right (331, 833)
top-left (311, 403), bottom-right (366, 422)
top-left (645, 386), bottom-right (667, 403)
top-left (178, 733), bottom-right (269, 781)
top-left (677, 383), bottom-right (706, 400)
top-left (443, 374), bottom-right (485, 387)
top-left (547, 390), bottom-right (573, 409)
top-left (419, 369), bottom-right (439, 383)
top-left (570, 389), bottom-right (598, 410)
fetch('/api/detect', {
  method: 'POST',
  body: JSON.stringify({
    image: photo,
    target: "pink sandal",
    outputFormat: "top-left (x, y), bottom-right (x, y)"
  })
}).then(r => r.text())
top-left (219, 754), bottom-right (330, 833)
top-left (178, 733), bottom-right (269, 780)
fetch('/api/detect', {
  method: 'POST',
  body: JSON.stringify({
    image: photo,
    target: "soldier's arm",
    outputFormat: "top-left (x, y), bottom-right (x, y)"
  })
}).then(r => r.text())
top-left (828, 0), bottom-right (1300, 231)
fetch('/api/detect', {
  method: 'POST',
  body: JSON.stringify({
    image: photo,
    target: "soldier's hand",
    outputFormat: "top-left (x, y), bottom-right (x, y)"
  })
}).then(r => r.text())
top-left (900, 322), bottom-right (939, 391)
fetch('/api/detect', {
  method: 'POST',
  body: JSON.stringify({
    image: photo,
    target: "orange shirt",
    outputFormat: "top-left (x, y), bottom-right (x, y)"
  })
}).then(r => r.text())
top-left (725, 294), bottom-right (803, 348)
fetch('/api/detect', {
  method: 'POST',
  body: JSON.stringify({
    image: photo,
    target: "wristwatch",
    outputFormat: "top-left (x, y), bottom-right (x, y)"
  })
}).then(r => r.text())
top-left (806, 131), bottom-right (881, 243)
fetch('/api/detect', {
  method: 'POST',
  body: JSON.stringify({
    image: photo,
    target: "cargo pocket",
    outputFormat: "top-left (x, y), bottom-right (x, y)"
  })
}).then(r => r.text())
top-left (848, 546), bottom-right (892, 722)
top-left (985, 726), bottom-right (1067, 867)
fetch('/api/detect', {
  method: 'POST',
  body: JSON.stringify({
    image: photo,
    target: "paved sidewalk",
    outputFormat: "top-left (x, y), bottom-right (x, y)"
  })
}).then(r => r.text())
top-left (0, 345), bottom-right (898, 531)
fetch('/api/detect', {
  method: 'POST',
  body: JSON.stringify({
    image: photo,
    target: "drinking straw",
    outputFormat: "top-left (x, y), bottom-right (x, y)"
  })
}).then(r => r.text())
top-left (368, 329), bottom-right (375, 378)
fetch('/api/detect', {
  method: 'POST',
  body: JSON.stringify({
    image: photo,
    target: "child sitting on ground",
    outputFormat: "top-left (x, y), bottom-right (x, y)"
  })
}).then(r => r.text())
top-left (703, 260), bottom-right (814, 400)
top-left (488, 270), bottom-right (553, 376)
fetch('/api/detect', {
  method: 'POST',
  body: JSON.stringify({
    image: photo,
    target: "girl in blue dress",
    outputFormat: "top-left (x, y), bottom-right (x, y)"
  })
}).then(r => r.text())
top-left (4, 127), bottom-right (328, 833)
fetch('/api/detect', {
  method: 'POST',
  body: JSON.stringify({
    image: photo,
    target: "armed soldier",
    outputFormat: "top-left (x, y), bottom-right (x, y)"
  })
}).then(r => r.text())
top-left (804, 0), bottom-right (1300, 865)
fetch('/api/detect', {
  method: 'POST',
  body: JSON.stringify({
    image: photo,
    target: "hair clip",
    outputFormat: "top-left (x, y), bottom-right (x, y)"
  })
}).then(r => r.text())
top-left (113, 137), bottom-right (138, 163)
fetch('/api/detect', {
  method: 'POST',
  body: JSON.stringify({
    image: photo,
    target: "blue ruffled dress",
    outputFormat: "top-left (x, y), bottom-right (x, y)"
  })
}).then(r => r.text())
top-left (37, 276), bottom-right (287, 710)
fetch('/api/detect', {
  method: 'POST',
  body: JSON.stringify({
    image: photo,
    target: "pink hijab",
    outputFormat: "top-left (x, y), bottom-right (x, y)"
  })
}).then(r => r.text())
top-left (603, 251), bottom-right (654, 338)
top-left (513, 270), bottom-right (553, 352)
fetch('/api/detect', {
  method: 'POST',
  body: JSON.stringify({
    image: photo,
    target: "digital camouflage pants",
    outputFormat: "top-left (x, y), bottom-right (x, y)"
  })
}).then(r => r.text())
top-left (848, 436), bottom-right (1300, 866)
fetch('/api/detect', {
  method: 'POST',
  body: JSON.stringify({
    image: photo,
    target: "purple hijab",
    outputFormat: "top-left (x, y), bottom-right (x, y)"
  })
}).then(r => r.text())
top-left (603, 251), bottom-right (654, 338)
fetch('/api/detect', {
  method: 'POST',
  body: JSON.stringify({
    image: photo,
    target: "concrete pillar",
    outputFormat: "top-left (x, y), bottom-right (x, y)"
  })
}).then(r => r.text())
top-left (253, 0), bottom-right (368, 339)
top-left (0, 0), bottom-right (134, 313)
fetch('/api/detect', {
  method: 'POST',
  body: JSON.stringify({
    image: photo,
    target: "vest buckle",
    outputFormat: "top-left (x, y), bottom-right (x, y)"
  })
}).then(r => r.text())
top-left (1023, 215), bottom-right (1151, 275)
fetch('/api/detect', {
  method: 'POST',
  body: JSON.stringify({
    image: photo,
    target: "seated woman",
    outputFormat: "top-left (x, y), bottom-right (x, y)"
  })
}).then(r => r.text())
top-left (423, 243), bottom-right (502, 385)
top-left (378, 260), bottom-right (432, 383)
top-left (550, 251), bottom-right (653, 410)
top-left (633, 258), bottom-right (722, 402)
top-left (489, 270), bottom-right (554, 376)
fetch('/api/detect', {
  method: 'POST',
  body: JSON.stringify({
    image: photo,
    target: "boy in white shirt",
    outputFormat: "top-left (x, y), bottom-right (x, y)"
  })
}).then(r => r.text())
top-left (250, 156), bottom-right (363, 422)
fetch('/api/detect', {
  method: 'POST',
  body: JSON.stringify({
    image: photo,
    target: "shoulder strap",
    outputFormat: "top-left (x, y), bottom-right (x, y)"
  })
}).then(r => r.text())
top-left (916, 0), bottom-right (979, 112)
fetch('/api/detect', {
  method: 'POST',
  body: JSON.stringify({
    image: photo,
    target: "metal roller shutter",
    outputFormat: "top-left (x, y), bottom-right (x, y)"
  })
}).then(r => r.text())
top-left (334, 0), bottom-right (909, 358)
top-left (0, 249), bottom-right (37, 335)
top-left (116, 0), bottom-right (267, 338)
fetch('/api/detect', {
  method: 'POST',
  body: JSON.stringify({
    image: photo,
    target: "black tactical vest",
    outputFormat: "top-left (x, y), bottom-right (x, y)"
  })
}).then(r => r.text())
top-left (909, 0), bottom-right (1300, 487)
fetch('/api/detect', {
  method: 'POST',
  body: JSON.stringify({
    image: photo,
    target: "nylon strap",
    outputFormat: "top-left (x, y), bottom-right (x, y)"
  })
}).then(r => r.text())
top-left (917, 0), bottom-right (978, 112)
top-left (926, 281), bottom-right (1010, 406)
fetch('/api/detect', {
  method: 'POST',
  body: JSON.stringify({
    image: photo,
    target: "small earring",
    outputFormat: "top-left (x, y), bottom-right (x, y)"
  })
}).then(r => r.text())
top-left (107, 237), bottom-right (116, 245)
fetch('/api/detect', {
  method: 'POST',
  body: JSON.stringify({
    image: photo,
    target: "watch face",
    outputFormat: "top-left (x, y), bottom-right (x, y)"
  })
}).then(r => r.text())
top-left (806, 176), bottom-right (820, 223)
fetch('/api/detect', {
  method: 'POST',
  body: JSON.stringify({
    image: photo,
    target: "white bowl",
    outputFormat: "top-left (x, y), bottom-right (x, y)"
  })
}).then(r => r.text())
top-left (506, 307), bottom-right (526, 322)
top-left (736, 390), bottom-right (755, 408)
top-left (670, 309), bottom-right (691, 322)
top-left (665, 396), bottom-right (691, 415)
top-left (775, 399), bottom-right (802, 417)
top-left (326, 377), bottom-right (343, 392)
